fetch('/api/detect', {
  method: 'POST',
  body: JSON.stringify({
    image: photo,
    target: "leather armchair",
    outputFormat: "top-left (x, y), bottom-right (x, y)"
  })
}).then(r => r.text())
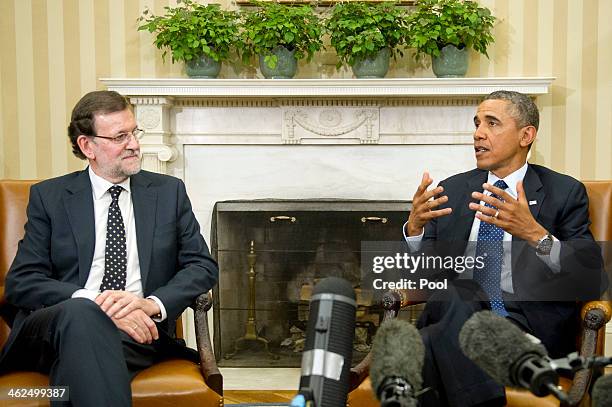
top-left (347, 180), bottom-right (612, 407)
top-left (0, 180), bottom-right (223, 406)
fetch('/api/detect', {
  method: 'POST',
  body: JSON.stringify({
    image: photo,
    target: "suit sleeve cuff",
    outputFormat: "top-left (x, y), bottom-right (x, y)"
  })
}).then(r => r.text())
top-left (147, 296), bottom-right (167, 322)
top-left (403, 220), bottom-right (424, 252)
top-left (71, 289), bottom-right (99, 302)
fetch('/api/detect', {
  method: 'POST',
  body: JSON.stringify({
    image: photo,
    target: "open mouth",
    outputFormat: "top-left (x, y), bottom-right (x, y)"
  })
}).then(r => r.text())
top-left (474, 146), bottom-right (489, 156)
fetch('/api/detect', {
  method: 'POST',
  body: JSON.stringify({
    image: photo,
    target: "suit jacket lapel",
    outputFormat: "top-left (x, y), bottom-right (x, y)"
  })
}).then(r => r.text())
top-left (131, 173), bottom-right (157, 290)
top-left (64, 170), bottom-right (96, 286)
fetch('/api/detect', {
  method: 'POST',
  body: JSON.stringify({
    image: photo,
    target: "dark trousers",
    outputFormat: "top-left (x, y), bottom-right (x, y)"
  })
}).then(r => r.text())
top-left (416, 281), bottom-right (529, 407)
top-left (0, 298), bottom-right (164, 407)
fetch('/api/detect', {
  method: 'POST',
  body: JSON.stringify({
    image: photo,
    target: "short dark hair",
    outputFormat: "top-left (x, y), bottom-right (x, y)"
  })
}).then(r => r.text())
top-left (67, 90), bottom-right (131, 159)
top-left (484, 90), bottom-right (540, 131)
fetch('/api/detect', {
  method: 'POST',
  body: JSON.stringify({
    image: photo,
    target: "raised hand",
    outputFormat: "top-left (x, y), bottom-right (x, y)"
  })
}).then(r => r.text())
top-left (469, 180), bottom-right (548, 243)
top-left (406, 172), bottom-right (452, 236)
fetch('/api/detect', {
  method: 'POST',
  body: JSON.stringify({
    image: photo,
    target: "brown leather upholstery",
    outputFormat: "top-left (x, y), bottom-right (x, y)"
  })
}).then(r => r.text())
top-left (347, 377), bottom-right (378, 407)
top-left (0, 180), bottom-right (223, 406)
top-left (348, 181), bottom-right (612, 407)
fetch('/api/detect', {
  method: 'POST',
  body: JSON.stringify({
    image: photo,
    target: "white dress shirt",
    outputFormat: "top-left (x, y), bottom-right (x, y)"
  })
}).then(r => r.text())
top-left (71, 167), bottom-right (166, 321)
top-left (404, 163), bottom-right (560, 293)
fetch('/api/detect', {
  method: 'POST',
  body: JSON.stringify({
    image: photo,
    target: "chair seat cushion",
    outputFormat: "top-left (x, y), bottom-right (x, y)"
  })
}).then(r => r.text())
top-left (0, 359), bottom-right (222, 407)
top-left (347, 376), bottom-right (574, 407)
top-left (132, 359), bottom-right (221, 406)
top-left (0, 371), bottom-right (49, 406)
top-left (347, 377), bottom-right (378, 407)
top-left (505, 376), bottom-right (573, 407)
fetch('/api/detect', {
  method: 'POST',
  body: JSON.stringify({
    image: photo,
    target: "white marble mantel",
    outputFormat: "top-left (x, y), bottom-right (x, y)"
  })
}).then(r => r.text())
top-left (101, 77), bottom-right (553, 98)
top-left (101, 77), bottom-right (554, 174)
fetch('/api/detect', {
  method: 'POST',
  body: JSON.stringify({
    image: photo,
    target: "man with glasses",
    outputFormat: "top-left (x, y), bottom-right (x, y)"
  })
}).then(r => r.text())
top-left (0, 90), bottom-right (219, 406)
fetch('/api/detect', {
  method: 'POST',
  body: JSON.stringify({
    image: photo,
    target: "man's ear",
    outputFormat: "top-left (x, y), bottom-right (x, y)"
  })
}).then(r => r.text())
top-left (520, 126), bottom-right (537, 148)
top-left (77, 135), bottom-right (96, 160)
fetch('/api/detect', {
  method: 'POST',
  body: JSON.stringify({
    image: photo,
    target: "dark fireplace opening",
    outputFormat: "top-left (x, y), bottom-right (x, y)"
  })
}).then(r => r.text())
top-left (210, 199), bottom-right (418, 368)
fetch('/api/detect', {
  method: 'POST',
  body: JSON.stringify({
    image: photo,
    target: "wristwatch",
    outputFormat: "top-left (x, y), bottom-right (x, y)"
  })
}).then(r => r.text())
top-left (535, 233), bottom-right (554, 256)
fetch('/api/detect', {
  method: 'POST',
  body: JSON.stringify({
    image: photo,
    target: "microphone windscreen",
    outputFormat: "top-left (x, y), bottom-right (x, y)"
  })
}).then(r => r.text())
top-left (593, 374), bottom-right (612, 407)
top-left (370, 319), bottom-right (424, 397)
top-left (312, 276), bottom-right (356, 299)
top-left (459, 311), bottom-right (548, 386)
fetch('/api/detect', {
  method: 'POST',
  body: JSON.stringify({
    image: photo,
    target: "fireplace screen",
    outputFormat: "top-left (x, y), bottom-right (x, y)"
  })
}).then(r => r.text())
top-left (210, 200), bottom-right (416, 367)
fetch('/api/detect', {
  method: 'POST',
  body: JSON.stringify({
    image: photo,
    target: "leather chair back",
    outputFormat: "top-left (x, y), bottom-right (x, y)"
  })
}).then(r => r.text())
top-left (0, 180), bottom-right (37, 347)
top-left (584, 181), bottom-right (612, 241)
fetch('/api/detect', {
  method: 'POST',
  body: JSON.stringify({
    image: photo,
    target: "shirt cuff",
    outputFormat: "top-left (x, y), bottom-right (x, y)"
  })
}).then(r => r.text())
top-left (146, 296), bottom-right (167, 322)
top-left (71, 288), bottom-right (99, 302)
top-left (535, 235), bottom-right (561, 274)
top-left (402, 220), bottom-right (424, 252)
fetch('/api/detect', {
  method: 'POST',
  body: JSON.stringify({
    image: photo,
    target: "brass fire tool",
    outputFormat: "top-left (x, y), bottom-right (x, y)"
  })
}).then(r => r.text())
top-left (225, 241), bottom-right (279, 360)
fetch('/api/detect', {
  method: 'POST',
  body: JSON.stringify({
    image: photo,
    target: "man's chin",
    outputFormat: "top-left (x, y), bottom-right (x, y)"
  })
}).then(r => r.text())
top-left (123, 163), bottom-right (142, 177)
top-left (475, 159), bottom-right (491, 171)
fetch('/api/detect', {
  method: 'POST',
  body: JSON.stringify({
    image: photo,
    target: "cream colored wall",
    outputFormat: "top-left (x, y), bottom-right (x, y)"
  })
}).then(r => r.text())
top-left (0, 0), bottom-right (610, 180)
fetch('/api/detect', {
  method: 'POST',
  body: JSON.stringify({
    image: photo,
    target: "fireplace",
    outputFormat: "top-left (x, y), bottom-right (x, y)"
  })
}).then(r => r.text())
top-left (211, 199), bottom-right (417, 367)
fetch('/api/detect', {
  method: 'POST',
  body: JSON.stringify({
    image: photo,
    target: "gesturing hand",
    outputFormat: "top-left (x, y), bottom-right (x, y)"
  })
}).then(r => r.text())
top-left (95, 290), bottom-right (161, 320)
top-left (111, 309), bottom-right (159, 344)
top-left (468, 180), bottom-right (548, 243)
top-left (406, 172), bottom-right (452, 236)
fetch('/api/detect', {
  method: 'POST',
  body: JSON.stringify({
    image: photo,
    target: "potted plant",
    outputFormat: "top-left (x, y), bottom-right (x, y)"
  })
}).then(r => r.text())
top-left (138, 0), bottom-right (239, 78)
top-left (407, 0), bottom-right (496, 77)
top-left (238, 1), bottom-right (324, 79)
top-left (324, 2), bottom-right (410, 78)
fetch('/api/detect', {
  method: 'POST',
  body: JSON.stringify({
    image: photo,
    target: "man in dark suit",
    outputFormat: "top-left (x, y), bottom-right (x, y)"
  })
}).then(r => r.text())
top-left (0, 90), bottom-right (219, 406)
top-left (403, 91), bottom-right (602, 406)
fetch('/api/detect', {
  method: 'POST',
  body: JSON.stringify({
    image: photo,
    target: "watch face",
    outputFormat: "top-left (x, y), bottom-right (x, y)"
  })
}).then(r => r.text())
top-left (537, 236), bottom-right (553, 255)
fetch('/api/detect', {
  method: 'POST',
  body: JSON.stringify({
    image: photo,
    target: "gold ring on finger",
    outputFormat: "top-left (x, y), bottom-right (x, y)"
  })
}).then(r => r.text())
top-left (494, 210), bottom-right (499, 218)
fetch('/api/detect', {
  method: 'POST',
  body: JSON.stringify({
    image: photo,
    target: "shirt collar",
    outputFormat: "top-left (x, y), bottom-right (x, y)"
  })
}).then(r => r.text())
top-left (88, 166), bottom-right (131, 200)
top-left (486, 162), bottom-right (528, 199)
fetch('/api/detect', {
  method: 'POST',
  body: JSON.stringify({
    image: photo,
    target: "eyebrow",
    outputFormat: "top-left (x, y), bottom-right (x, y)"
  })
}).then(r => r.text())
top-left (474, 114), bottom-right (501, 123)
top-left (115, 126), bottom-right (138, 135)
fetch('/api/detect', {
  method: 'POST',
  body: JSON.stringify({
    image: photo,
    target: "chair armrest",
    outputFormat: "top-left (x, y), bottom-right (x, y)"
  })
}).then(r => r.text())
top-left (193, 291), bottom-right (223, 396)
top-left (567, 301), bottom-right (612, 406)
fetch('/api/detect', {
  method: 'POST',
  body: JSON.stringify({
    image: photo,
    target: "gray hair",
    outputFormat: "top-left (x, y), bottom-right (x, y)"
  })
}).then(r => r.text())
top-left (484, 90), bottom-right (539, 131)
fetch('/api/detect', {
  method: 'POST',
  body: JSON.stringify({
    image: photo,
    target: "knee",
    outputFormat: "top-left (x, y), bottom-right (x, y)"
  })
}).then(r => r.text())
top-left (54, 298), bottom-right (113, 330)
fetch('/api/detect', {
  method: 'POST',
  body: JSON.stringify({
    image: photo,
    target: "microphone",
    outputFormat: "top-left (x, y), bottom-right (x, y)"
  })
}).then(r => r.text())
top-left (298, 277), bottom-right (357, 407)
top-left (370, 319), bottom-right (424, 407)
top-left (459, 311), bottom-right (568, 403)
top-left (593, 374), bottom-right (612, 407)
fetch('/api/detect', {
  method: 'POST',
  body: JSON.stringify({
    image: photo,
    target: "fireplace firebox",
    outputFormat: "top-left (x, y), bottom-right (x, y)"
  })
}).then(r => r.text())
top-left (210, 200), bottom-right (421, 367)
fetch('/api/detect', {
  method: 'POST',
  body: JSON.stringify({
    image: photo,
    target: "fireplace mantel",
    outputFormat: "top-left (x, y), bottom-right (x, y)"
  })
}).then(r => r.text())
top-left (100, 77), bottom-right (554, 174)
top-left (101, 77), bottom-right (554, 98)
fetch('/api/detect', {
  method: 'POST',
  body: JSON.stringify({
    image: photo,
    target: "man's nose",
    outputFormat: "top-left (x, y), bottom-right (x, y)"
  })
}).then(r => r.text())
top-left (474, 124), bottom-right (486, 140)
top-left (126, 133), bottom-right (140, 149)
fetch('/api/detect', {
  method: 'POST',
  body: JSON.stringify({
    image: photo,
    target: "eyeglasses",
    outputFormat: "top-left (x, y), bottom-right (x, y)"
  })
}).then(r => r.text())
top-left (91, 128), bottom-right (145, 145)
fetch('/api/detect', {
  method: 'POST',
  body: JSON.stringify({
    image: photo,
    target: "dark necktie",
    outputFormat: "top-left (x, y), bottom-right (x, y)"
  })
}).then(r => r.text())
top-left (474, 179), bottom-right (509, 317)
top-left (100, 185), bottom-right (127, 292)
